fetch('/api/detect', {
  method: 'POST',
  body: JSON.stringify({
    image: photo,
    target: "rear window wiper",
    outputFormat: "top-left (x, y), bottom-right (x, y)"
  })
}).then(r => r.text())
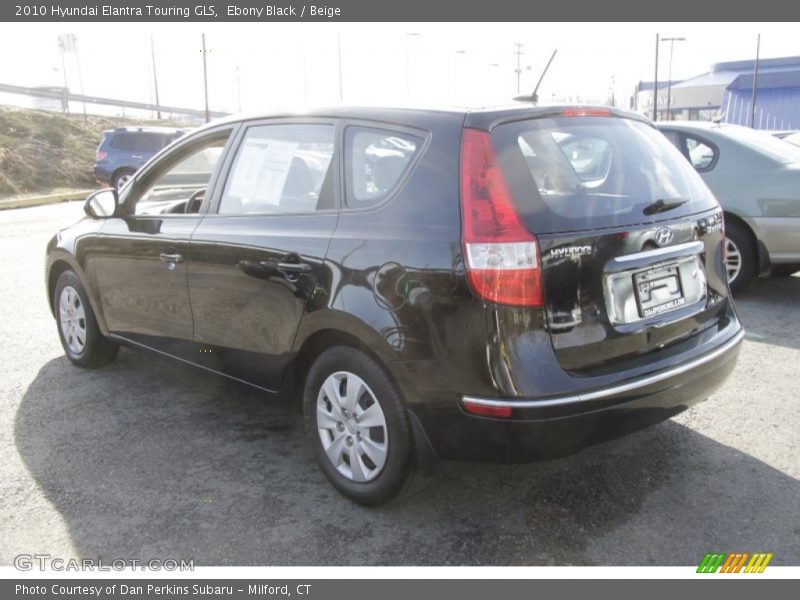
top-left (643, 197), bottom-right (689, 216)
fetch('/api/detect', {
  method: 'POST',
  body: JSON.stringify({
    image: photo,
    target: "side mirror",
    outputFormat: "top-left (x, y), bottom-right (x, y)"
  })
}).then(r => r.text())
top-left (84, 188), bottom-right (118, 219)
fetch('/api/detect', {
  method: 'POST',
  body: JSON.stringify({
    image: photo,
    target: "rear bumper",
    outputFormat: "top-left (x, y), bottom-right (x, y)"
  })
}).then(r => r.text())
top-left (412, 327), bottom-right (743, 462)
top-left (93, 163), bottom-right (112, 184)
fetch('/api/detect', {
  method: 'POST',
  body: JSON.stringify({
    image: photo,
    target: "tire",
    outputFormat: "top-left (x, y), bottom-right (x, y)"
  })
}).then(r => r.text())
top-left (54, 270), bottom-right (119, 368)
top-left (724, 220), bottom-right (756, 293)
top-left (303, 346), bottom-right (413, 506)
top-left (112, 168), bottom-right (135, 191)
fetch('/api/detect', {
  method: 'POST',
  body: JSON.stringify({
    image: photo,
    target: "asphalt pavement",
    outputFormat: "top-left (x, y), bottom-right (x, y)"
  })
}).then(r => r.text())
top-left (1, 202), bottom-right (798, 566)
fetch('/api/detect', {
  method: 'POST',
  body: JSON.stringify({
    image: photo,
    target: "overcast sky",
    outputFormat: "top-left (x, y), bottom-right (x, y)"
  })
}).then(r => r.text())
top-left (1, 22), bottom-right (799, 117)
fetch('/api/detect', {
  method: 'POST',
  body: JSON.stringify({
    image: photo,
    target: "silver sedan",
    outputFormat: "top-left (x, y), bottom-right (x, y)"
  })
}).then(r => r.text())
top-left (657, 121), bottom-right (800, 292)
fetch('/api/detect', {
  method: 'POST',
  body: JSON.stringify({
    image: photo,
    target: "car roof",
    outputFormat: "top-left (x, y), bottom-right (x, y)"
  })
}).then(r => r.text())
top-left (193, 104), bottom-right (651, 133)
top-left (105, 126), bottom-right (187, 135)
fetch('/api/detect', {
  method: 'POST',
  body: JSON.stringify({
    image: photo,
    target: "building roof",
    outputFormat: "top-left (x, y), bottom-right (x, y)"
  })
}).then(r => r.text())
top-left (673, 55), bottom-right (800, 90)
top-left (635, 80), bottom-right (682, 92)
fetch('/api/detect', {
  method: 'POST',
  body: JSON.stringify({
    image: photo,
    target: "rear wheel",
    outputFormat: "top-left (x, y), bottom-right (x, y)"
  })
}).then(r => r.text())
top-left (112, 168), bottom-right (135, 191)
top-left (303, 346), bottom-right (413, 505)
top-left (54, 270), bottom-right (119, 368)
top-left (724, 220), bottom-right (756, 293)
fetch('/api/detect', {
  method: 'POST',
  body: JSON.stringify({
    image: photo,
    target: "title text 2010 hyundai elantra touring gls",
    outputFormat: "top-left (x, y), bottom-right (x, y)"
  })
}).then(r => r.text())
top-left (46, 105), bottom-right (744, 504)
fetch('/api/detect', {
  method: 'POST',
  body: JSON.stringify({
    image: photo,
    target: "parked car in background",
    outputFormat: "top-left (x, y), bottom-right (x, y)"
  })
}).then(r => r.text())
top-left (94, 127), bottom-right (186, 190)
top-left (658, 121), bottom-right (800, 291)
top-left (48, 106), bottom-right (743, 504)
top-left (784, 132), bottom-right (800, 148)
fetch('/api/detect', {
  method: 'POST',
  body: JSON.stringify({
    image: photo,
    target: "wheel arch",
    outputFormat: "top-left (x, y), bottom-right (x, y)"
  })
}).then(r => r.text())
top-left (289, 322), bottom-right (410, 408)
top-left (289, 319), bottom-right (438, 470)
top-left (723, 211), bottom-right (770, 274)
top-left (111, 166), bottom-right (136, 187)
top-left (46, 254), bottom-right (109, 334)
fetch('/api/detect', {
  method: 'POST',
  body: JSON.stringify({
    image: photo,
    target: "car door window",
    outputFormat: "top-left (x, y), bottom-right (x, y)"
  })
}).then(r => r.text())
top-left (219, 124), bottom-right (335, 215)
top-left (134, 134), bottom-right (229, 215)
top-left (685, 136), bottom-right (717, 171)
top-left (345, 127), bottom-right (421, 208)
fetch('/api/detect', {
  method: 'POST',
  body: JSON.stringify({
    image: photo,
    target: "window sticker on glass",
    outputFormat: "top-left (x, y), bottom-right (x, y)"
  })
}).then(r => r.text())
top-left (227, 138), bottom-right (300, 206)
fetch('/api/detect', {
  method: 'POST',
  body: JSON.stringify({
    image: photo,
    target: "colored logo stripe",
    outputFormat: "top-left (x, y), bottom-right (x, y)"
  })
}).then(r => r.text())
top-left (697, 552), bottom-right (773, 573)
top-left (745, 553), bottom-right (773, 573)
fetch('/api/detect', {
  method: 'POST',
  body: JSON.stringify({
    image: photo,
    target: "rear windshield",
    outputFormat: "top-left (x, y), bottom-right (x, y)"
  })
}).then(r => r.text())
top-left (492, 116), bottom-right (718, 233)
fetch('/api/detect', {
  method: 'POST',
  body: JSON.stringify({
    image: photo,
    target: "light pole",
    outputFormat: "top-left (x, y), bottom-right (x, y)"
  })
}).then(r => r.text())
top-left (513, 43), bottom-right (524, 94)
top-left (201, 34), bottom-right (210, 123)
top-left (750, 33), bottom-right (761, 128)
top-left (652, 33), bottom-right (659, 120)
top-left (404, 33), bottom-right (420, 102)
top-left (150, 35), bottom-right (161, 120)
top-left (661, 36), bottom-right (685, 121)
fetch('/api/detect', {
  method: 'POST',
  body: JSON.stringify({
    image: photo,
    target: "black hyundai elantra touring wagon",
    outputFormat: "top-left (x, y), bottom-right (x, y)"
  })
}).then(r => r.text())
top-left (46, 105), bottom-right (744, 504)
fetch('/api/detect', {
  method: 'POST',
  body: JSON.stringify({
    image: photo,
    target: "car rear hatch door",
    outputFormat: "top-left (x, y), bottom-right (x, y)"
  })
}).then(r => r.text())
top-left (490, 111), bottom-right (729, 373)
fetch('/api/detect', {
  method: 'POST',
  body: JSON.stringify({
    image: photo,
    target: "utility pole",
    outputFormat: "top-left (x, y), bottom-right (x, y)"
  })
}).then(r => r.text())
top-left (609, 75), bottom-right (616, 107)
top-left (653, 33), bottom-right (659, 121)
top-left (661, 36), bottom-right (685, 121)
top-left (513, 43), bottom-right (524, 94)
top-left (59, 50), bottom-right (70, 114)
top-left (750, 33), bottom-right (761, 129)
top-left (150, 35), bottom-right (161, 120)
top-left (201, 34), bottom-right (210, 123)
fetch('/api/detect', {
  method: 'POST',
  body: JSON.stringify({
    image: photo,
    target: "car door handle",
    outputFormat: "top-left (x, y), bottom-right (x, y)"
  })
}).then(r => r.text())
top-left (159, 252), bottom-right (184, 263)
top-left (276, 261), bottom-right (312, 274)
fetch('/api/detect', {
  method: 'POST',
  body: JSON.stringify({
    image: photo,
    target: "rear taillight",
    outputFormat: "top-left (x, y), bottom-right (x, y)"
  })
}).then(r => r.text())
top-left (712, 195), bottom-right (725, 260)
top-left (96, 150), bottom-right (107, 161)
top-left (460, 128), bottom-right (543, 307)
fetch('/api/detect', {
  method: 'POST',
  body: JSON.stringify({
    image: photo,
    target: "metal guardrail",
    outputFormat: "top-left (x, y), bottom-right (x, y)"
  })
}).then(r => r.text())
top-left (0, 82), bottom-right (229, 120)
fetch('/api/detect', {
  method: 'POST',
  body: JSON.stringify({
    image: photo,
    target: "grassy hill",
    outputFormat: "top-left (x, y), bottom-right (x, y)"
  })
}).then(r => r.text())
top-left (0, 107), bottom-right (184, 198)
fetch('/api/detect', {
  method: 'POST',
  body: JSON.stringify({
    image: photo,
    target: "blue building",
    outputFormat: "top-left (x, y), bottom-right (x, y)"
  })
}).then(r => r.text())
top-left (634, 56), bottom-right (800, 130)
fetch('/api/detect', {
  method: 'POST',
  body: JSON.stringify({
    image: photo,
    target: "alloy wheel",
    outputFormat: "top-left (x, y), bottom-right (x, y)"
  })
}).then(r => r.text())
top-left (316, 371), bottom-right (388, 483)
top-left (725, 236), bottom-right (742, 285)
top-left (59, 285), bottom-right (87, 355)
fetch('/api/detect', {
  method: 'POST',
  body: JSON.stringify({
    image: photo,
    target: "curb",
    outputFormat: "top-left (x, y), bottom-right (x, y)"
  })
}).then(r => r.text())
top-left (0, 190), bottom-right (93, 211)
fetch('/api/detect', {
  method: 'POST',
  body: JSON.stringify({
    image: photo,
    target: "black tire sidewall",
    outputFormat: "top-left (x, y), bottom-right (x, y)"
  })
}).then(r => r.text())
top-left (303, 346), bottom-right (412, 506)
top-left (54, 270), bottom-right (116, 367)
top-left (113, 169), bottom-right (135, 190)
top-left (725, 220), bottom-right (756, 293)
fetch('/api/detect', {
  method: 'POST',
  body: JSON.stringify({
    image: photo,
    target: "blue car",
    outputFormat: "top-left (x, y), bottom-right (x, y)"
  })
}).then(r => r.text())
top-left (94, 127), bottom-right (186, 190)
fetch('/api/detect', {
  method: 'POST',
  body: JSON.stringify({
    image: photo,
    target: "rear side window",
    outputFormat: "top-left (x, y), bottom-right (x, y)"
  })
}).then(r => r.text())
top-left (219, 124), bottom-right (335, 215)
top-left (108, 132), bottom-right (174, 153)
top-left (685, 136), bottom-right (717, 171)
top-left (345, 127), bottom-right (421, 208)
top-left (108, 133), bottom-right (137, 151)
top-left (493, 117), bottom-right (718, 233)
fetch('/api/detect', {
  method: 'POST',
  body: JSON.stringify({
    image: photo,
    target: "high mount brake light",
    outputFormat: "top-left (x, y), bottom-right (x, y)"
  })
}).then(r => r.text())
top-left (460, 129), bottom-right (543, 307)
top-left (561, 108), bottom-right (610, 117)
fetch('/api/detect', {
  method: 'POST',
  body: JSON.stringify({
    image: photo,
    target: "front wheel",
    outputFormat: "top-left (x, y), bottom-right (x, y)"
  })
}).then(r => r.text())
top-left (54, 270), bottom-right (119, 368)
top-left (303, 346), bottom-right (413, 505)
